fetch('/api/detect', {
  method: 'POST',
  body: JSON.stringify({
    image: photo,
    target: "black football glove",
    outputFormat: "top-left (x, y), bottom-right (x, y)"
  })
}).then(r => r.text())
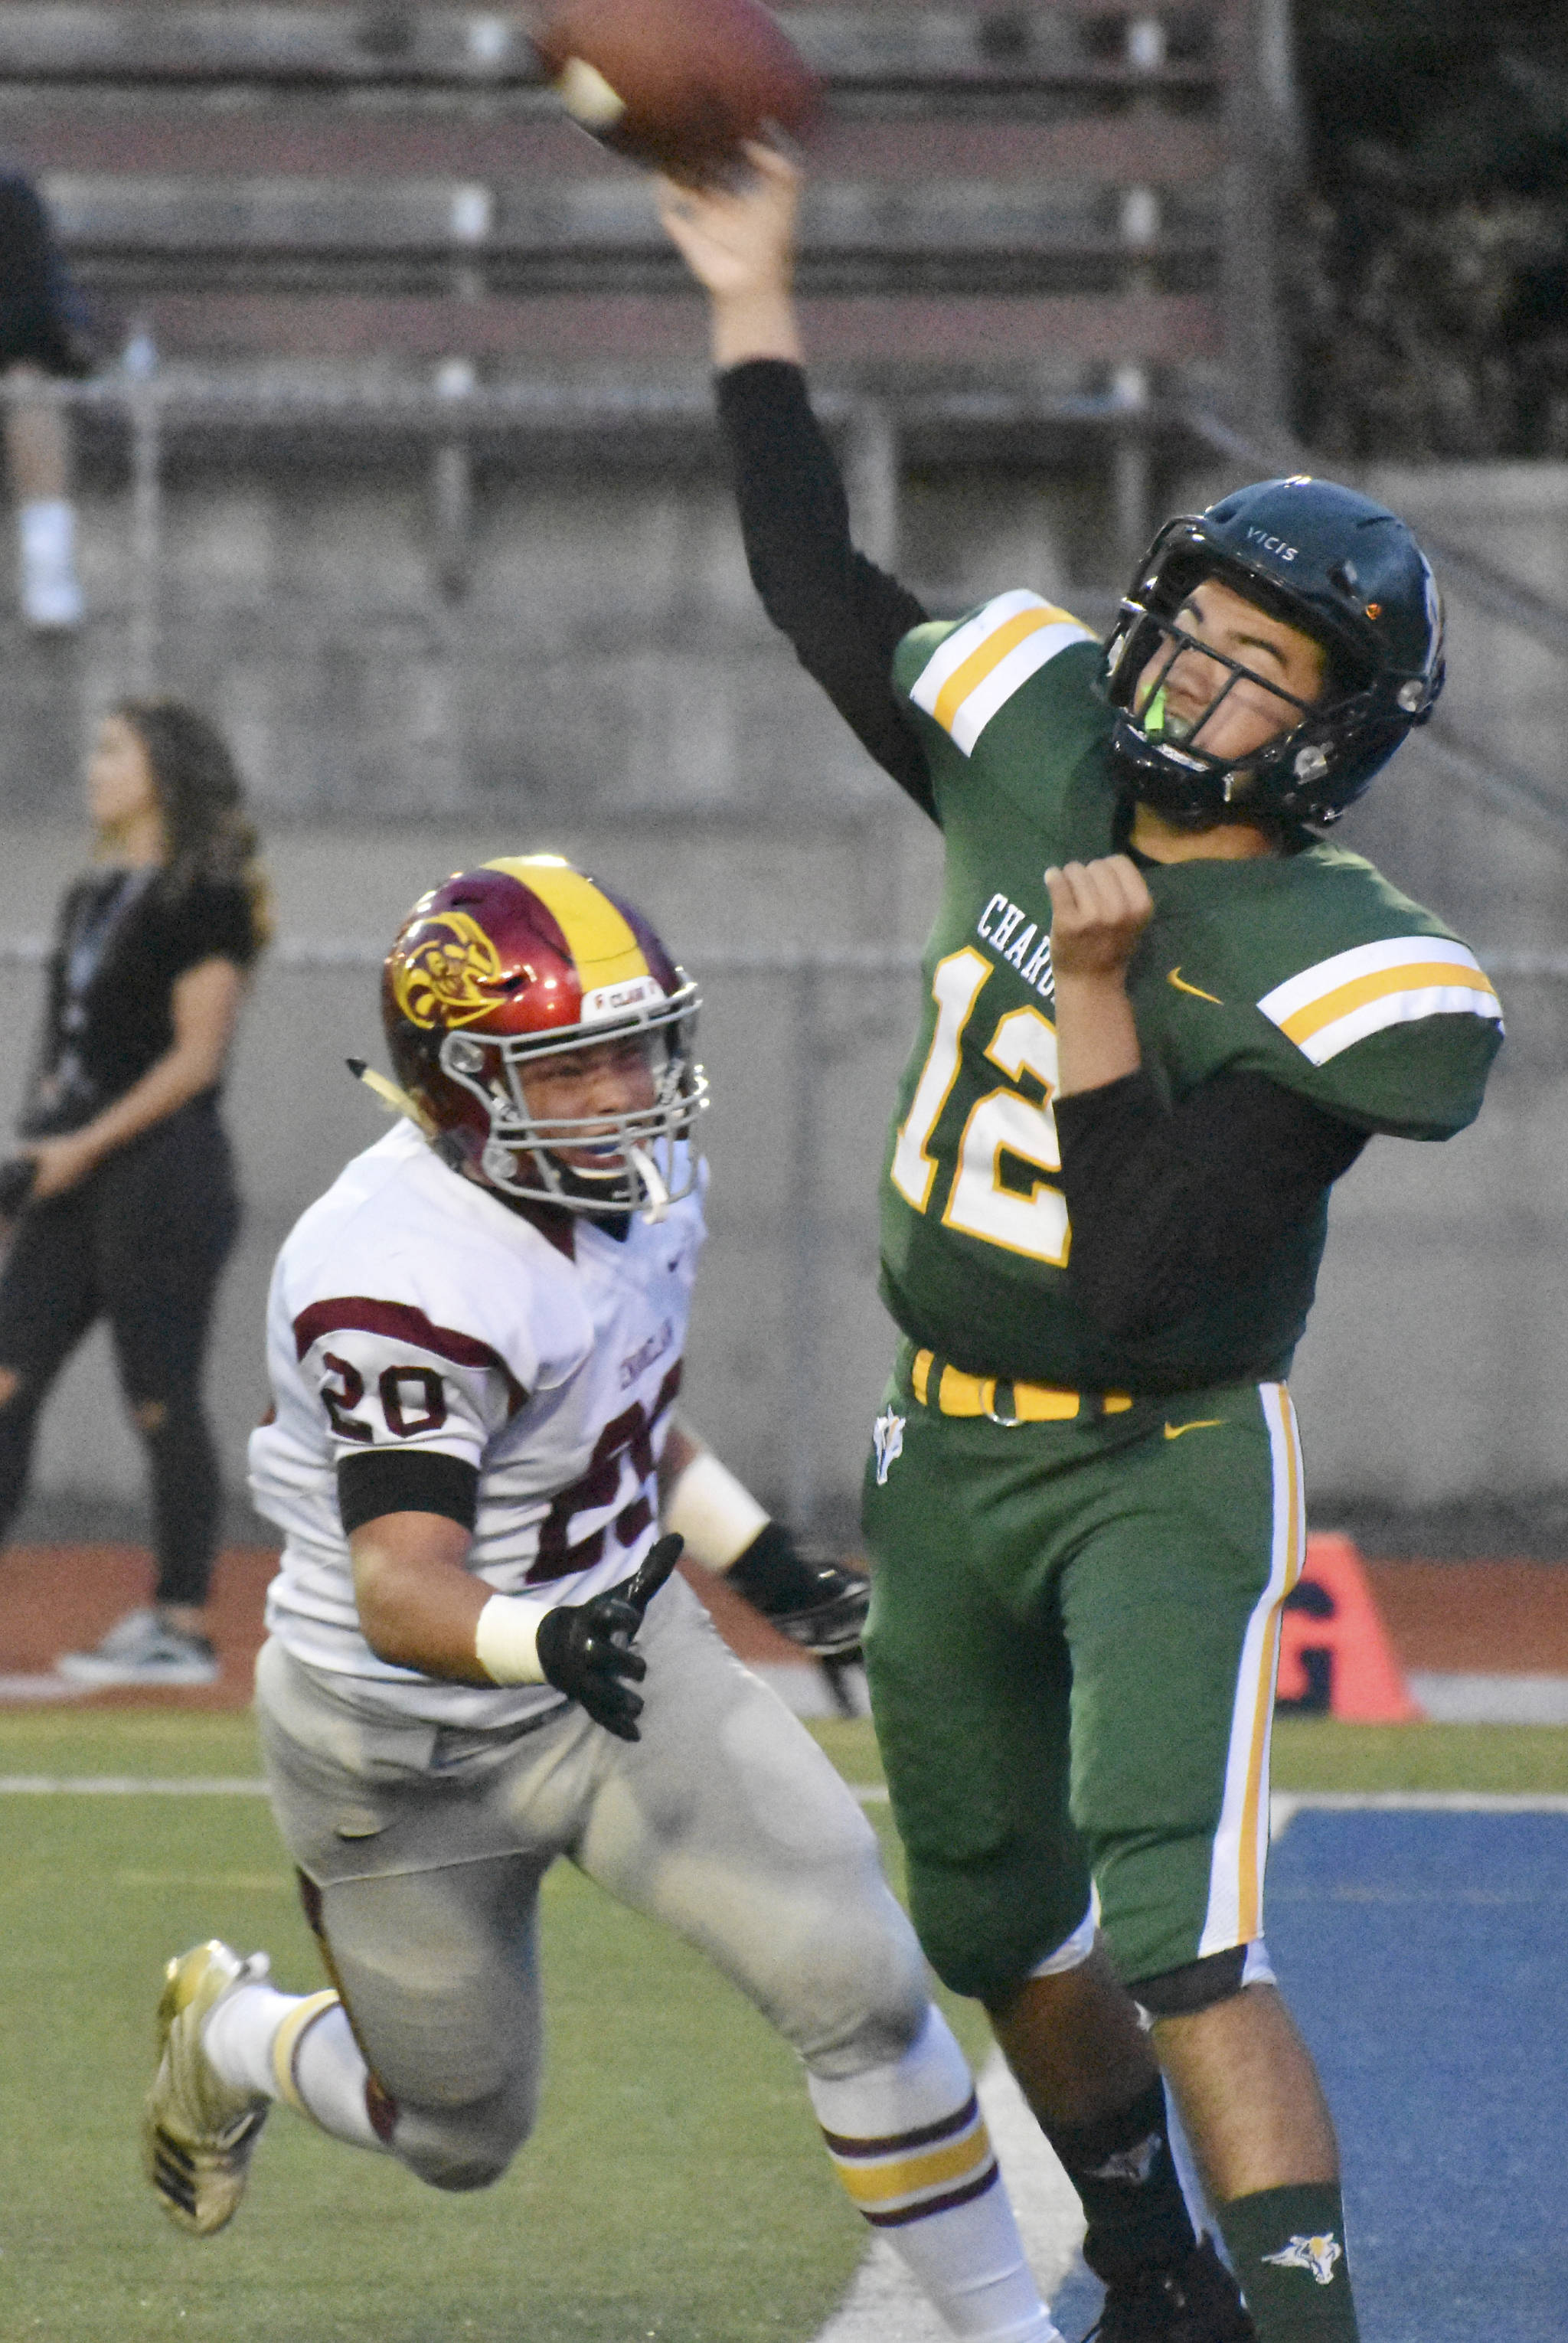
top-left (534, 1533), bottom-right (684, 1743)
top-left (726, 1522), bottom-right (870, 1660)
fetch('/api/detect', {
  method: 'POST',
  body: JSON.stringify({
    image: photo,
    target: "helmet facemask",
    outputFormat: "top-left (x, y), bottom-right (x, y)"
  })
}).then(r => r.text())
top-left (437, 981), bottom-right (707, 1224)
top-left (382, 857), bottom-right (709, 1222)
top-left (1104, 548), bottom-right (1370, 828)
top-left (1115, 612), bottom-right (1333, 824)
top-left (1101, 492), bottom-right (1442, 828)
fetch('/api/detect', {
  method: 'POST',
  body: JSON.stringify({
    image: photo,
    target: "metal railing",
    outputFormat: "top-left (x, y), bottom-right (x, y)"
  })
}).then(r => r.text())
top-left (0, 5), bottom-right (1233, 92)
top-left (0, 936), bottom-right (1557, 977)
top-left (5, 362), bottom-right (1219, 691)
top-left (1187, 406), bottom-right (1568, 666)
top-left (0, 931), bottom-right (1557, 1527)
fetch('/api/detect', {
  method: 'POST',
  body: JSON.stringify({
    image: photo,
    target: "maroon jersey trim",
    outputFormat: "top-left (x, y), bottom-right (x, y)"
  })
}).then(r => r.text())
top-left (292, 1297), bottom-right (528, 1415)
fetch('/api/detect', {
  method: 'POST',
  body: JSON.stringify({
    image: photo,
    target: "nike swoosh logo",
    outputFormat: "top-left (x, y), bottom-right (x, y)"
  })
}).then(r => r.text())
top-left (1164, 1418), bottom-right (1225, 1441)
top-left (1168, 966), bottom-right (1223, 1004)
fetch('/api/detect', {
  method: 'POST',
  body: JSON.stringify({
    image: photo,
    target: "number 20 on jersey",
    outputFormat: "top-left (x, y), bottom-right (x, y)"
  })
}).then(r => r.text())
top-left (890, 948), bottom-right (1070, 1266)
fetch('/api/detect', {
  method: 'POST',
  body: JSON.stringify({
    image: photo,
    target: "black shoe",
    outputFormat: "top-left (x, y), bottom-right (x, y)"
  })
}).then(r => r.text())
top-left (1083, 2234), bottom-right (1256, 2343)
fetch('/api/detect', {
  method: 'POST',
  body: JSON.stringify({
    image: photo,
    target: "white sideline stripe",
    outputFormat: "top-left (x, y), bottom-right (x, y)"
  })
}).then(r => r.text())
top-left (1270, 1790), bottom-right (1568, 1837)
top-left (814, 2048), bottom-right (1083, 2343)
top-left (1407, 1670), bottom-right (1568, 1725)
top-left (753, 1659), bottom-right (873, 1720)
top-left (0, 1775), bottom-right (270, 1795)
top-left (1, 1781), bottom-right (1562, 1814)
top-left (0, 1773), bottom-right (882, 1802)
top-left (0, 1672), bottom-right (92, 1703)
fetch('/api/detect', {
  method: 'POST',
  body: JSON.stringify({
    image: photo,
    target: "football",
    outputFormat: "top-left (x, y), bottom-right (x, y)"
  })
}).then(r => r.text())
top-left (534, 0), bottom-right (822, 181)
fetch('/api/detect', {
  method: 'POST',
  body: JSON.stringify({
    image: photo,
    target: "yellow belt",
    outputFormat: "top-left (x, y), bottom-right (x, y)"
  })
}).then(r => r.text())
top-left (910, 1348), bottom-right (1132, 1426)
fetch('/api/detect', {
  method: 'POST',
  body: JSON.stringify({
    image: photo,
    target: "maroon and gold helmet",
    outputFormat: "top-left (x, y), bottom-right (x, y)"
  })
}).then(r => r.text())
top-left (381, 855), bottom-right (705, 1219)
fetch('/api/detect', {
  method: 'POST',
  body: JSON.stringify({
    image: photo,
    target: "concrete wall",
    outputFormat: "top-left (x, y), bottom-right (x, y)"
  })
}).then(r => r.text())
top-left (0, 443), bottom-right (1564, 1545)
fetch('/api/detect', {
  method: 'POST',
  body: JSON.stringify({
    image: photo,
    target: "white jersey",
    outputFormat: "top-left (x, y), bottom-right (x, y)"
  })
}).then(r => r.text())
top-left (250, 1120), bottom-right (704, 1728)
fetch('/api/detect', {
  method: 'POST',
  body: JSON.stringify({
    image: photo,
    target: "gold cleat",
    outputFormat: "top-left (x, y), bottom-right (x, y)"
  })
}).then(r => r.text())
top-left (143, 1939), bottom-right (272, 2236)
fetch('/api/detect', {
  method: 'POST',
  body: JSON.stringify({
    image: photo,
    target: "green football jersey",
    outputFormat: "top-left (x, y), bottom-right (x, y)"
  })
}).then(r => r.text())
top-left (880, 590), bottom-right (1504, 1394)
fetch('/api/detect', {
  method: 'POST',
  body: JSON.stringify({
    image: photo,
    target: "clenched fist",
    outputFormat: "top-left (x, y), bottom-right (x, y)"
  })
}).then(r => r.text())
top-left (1044, 856), bottom-right (1152, 1097)
top-left (1044, 856), bottom-right (1154, 982)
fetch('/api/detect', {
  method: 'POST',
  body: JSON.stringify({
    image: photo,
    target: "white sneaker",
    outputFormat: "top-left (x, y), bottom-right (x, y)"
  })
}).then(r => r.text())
top-left (144, 1940), bottom-right (273, 2235)
top-left (57, 1609), bottom-right (219, 1687)
top-left (18, 497), bottom-right (84, 629)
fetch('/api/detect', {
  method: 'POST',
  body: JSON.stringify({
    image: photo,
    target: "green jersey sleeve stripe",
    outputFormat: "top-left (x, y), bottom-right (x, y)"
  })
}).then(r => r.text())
top-left (1258, 935), bottom-right (1491, 1027)
top-left (908, 590), bottom-right (1048, 704)
top-left (1282, 979), bottom-right (1504, 1067)
top-left (908, 590), bottom-right (1096, 756)
top-left (1257, 936), bottom-right (1503, 1066)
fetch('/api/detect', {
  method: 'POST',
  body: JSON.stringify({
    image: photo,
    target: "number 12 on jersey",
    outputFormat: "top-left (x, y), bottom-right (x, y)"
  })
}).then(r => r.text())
top-left (890, 947), bottom-right (1070, 1266)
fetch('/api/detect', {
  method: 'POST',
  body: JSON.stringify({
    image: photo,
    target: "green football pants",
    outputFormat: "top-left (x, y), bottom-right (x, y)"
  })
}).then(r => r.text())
top-left (860, 1371), bottom-right (1305, 2002)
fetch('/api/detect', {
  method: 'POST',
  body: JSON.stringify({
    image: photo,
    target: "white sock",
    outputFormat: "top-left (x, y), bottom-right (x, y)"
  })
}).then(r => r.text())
top-left (808, 2009), bottom-right (1062, 2343)
top-left (18, 498), bottom-right (83, 625)
top-left (204, 1981), bottom-right (384, 2152)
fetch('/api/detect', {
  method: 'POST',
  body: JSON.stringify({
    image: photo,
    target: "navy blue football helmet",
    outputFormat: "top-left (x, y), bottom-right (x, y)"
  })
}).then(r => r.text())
top-left (1100, 475), bottom-right (1445, 828)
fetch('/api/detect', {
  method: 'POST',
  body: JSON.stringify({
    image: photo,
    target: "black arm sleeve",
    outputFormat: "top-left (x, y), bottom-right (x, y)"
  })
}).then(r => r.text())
top-left (0, 175), bottom-right (92, 377)
top-left (338, 1449), bottom-right (479, 1536)
top-left (714, 359), bottom-right (937, 815)
top-left (1055, 1070), bottom-right (1367, 1341)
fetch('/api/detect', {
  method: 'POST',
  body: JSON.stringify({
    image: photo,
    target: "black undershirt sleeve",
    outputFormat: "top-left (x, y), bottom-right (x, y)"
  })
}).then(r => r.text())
top-left (714, 359), bottom-right (937, 815)
top-left (338, 1449), bottom-right (479, 1537)
top-left (1055, 1070), bottom-right (1367, 1341)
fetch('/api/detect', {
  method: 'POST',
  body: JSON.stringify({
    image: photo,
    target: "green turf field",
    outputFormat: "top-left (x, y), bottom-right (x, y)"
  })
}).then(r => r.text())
top-left (0, 1704), bottom-right (1563, 2342)
top-left (815, 1713), bottom-right (1568, 1798)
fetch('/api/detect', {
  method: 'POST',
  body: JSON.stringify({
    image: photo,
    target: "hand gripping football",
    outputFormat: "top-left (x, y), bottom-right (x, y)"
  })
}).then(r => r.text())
top-left (534, 0), bottom-right (822, 181)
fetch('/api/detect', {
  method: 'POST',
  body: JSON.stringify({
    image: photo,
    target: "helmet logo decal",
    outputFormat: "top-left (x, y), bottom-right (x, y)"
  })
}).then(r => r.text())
top-left (392, 912), bottom-right (506, 1030)
top-left (1244, 527), bottom-right (1298, 562)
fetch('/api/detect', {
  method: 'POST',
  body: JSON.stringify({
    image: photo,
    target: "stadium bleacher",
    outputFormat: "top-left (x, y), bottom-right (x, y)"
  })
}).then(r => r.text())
top-left (0, 2), bottom-right (1284, 456)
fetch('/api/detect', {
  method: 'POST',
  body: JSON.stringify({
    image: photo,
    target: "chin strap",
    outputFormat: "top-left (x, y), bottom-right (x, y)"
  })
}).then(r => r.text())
top-left (479, 1130), bottom-right (671, 1224)
top-left (629, 1144), bottom-right (669, 1224)
top-left (346, 1058), bottom-right (438, 1141)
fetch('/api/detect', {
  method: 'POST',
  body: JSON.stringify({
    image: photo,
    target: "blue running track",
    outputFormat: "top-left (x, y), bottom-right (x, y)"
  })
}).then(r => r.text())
top-left (1047, 1808), bottom-right (1567, 2343)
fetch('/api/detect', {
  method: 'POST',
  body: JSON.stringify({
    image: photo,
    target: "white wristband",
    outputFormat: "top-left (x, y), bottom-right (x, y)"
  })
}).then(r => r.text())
top-left (665, 1449), bottom-right (769, 1573)
top-left (473, 1593), bottom-right (556, 1686)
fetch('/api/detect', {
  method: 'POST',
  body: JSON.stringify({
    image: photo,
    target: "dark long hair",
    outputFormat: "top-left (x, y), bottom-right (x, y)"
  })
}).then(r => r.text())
top-left (113, 697), bottom-right (273, 953)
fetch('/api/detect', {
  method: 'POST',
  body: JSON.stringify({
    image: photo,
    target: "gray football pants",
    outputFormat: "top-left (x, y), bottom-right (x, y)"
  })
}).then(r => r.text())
top-left (254, 1578), bottom-right (929, 2191)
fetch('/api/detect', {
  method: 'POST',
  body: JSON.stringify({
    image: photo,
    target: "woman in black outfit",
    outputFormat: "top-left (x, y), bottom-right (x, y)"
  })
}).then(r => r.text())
top-left (0, 699), bottom-right (268, 1685)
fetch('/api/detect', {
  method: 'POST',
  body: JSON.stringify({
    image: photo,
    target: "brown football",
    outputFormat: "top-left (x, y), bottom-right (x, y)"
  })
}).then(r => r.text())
top-left (534, 0), bottom-right (822, 181)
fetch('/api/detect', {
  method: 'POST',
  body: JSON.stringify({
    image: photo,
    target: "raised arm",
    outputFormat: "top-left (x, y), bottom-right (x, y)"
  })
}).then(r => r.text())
top-left (660, 149), bottom-right (935, 811)
top-left (657, 142), bottom-right (804, 371)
